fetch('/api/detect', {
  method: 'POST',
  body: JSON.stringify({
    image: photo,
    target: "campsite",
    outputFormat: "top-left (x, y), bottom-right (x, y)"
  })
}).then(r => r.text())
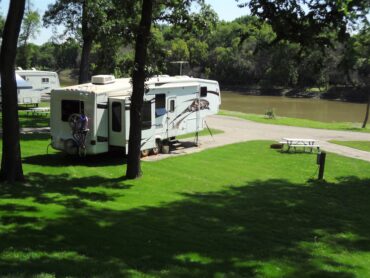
top-left (1, 0), bottom-right (370, 277)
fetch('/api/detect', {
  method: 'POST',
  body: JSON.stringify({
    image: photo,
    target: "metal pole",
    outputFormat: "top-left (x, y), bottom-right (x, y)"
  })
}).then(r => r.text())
top-left (318, 151), bottom-right (326, 180)
top-left (195, 86), bottom-right (200, 146)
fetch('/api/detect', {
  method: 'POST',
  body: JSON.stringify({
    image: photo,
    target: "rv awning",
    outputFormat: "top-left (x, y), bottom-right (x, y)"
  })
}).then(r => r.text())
top-left (0, 73), bottom-right (33, 89)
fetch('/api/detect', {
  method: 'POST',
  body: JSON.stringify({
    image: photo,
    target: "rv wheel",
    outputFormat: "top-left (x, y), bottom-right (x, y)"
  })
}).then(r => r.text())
top-left (141, 149), bottom-right (149, 157)
top-left (151, 140), bottom-right (162, 155)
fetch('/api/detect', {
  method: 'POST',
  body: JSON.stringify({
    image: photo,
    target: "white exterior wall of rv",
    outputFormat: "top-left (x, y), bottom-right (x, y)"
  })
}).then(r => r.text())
top-left (17, 70), bottom-right (60, 94)
top-left (17, 88), bottom-right (41, 104)
top-left (153, 79), bottom-right (220, 140)
top-left (0, 74), bottom-right (41, 105)
top-left (0, 88), bottom-right (40, 105)
top-left (50, 76), bottom-right (221, 155)
top-left (51, 78), bottom-right (133, 155)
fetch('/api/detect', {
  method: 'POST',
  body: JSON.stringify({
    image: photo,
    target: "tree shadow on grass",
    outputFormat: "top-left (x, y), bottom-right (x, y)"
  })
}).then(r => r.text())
top-left (0, 173), bottom-right (131, 206)
top-left (23, 151), bottom-right (127, 167)
top-left (19, 117), bottom-right (50, 129)
top-left (1, 175), bottom-right (370, 277)
top-left (20, 133), bottom-right (50, 141)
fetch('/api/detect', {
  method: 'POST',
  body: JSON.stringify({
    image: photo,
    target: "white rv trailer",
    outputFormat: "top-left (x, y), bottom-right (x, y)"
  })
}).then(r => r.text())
top-left (16, 68), bottom-right (60, 94)
top-left (0, 74), bottom-right (40, 105)
top-left (50, 75), bottom-right (221, 156)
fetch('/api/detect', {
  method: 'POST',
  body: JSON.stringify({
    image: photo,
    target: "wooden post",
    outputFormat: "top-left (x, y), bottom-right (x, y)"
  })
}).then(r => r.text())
top-left (318, 151), bottom-right (326, 180)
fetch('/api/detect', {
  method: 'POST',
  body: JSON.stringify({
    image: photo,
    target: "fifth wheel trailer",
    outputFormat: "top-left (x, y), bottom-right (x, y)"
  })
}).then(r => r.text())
top-left (0, 74), bottom-right (40, 105)
top-left (16, 68), bottom-right (60, 94)
top-left (50, 75), bottom-right (221, 156)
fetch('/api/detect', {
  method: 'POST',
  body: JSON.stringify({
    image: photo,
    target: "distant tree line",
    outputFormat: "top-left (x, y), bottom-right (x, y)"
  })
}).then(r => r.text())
top-left (1, 4), bottom-right (368, 98)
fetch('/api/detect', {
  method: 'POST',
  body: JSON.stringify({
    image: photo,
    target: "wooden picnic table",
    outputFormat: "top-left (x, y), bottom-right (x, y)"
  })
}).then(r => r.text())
top-left (280, 138), bottom-right (320, 152)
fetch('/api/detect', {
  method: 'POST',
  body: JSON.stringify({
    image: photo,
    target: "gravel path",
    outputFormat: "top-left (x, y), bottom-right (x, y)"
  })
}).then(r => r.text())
top-left (144, 115), bottom-right (370, 162)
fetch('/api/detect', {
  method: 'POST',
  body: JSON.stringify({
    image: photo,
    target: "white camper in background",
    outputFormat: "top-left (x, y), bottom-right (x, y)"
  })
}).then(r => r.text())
top-left (50, 75), bottom-right (221, 156)
top-left (0, 74), bottom-right (41, 105)
top-left (16, 68), bottom-right (60, 94)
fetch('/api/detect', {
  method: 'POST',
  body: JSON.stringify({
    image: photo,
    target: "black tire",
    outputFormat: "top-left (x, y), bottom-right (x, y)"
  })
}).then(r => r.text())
top-left (141, 149), bottom-right (149, 157)
top-left (151, 140), bottom-right (162, 155)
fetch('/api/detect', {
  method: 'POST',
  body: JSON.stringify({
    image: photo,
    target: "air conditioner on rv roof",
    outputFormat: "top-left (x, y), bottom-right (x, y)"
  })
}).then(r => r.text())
top-left (91, 75), bottom-right (115, 85)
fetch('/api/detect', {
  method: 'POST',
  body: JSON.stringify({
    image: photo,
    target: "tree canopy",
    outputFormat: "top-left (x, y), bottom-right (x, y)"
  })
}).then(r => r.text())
top-left (236, 0), bottom-right (370, 46)
top-left (17, 0), bottom-right (41, 69)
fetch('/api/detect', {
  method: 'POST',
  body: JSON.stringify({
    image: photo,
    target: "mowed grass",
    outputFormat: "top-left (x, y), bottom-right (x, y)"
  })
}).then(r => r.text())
top-left (220, 110), bottom-right (370, 133)
top-left (1, 135), bottom-right (370, 277)
top-left (330, 140), bottom-right (370, 152)
top-left (0, 110), bottom-right (49, 128)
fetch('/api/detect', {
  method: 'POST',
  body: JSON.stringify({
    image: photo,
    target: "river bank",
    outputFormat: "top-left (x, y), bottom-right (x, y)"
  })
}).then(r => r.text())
top-left (221, 85), bottom-right (368, 103)
top-left (220, 92), bottom-right (368, 123)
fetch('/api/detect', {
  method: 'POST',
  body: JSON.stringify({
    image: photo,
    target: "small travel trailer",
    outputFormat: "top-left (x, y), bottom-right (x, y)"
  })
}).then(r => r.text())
top-left (0, 74), bottom-right (40, 105)
top-left (50, 75), bottom-right (221, 156)
top-left (16, 68), bottom-right (60, 94)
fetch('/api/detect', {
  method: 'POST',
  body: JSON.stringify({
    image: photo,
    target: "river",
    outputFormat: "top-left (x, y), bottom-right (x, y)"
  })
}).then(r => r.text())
top-left (221, 91), bottom-right (367, 123)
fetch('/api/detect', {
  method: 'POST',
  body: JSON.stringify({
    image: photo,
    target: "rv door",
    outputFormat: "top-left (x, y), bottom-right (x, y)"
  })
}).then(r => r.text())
top-left (140, 99), bottom-right (156, 151)
top-left (95, 100), bottom-right (109, 153)
top-left (109, 97), bottom-right (126, 147)
top-left (166, 96), bottom-right (177, 137)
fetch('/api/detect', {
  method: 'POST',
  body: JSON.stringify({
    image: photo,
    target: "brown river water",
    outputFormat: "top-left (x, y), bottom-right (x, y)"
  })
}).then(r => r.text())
top-left (221, 91), bottom-right (367, 123)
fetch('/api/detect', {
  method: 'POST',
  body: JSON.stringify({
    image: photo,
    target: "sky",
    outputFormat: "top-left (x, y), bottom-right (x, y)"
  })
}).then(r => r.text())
top-left (0, 0), bottom-right (248, 45)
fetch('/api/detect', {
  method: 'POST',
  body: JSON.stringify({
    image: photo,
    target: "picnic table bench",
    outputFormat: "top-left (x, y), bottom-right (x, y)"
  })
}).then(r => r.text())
top-left (279, 138), bottom-right (320, 152)
top-left (26, 107), bottom-right (50, 117)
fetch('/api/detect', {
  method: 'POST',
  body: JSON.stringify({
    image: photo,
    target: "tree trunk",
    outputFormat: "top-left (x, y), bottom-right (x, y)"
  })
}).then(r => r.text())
top-left (78, 36), bottom-right (93, 84)
top-left (362, 92), bottom-right (370, 129)
top-left (78, 0), bottom-right (93, 84)
top-left (126, 0), bottom-right (153, 179)
top-left (0, 0), bottom-right (26, 183)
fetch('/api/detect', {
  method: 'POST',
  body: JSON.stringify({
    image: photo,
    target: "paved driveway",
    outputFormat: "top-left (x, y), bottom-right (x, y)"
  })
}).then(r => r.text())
top-left (145, 115), bottom-right (370, 162)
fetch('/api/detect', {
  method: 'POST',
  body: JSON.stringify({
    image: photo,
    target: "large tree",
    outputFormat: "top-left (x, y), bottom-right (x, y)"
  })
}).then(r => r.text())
top-left (342, 27), bottom-right (370, 128)
top-left (126, 0), bottom-right (153, 179)
top-left (43, 0), bottom-right (115, 84)
top-left (0, 0), bottom-right (26, 183)
top-left (17, 0), bottom-right (41, 69)
top-left (0, 14), bottom-right (4, 38)
top-left (125, 0), bottom-right (205, 179)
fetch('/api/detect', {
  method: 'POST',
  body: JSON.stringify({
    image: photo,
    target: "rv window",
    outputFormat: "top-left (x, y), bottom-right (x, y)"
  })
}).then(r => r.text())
top-left (200, 86), bottom-right (207, 97)
top-left (142, 101), bottom-right (152, 130)
top-left (61, 100), bottom-right (84, 122)
top-left (155, 94), bottom-right (166, 117)
top-left (42, 78), bottom-right (49, 83)
top-left (169, 99), bottom-right (175, 112)
top-left (112, 102), bottom-right (122, 132)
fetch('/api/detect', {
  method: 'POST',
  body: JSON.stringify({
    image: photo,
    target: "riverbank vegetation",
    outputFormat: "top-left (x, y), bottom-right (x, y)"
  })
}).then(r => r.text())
top-left (220, 110), bottom-right (370, 133)
top-left (1, 135), bottom-right (370, 276)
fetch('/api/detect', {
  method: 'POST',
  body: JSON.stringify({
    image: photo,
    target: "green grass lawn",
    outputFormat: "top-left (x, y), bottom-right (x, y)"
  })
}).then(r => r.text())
top-left (330, 140), bottom-right (370, 152)
top-left (220, 110), bottom-right (370, 133)
top-left (1, 135), bottom-right (370, 277)
top-left (0, 109), bottom-right (49, 129)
